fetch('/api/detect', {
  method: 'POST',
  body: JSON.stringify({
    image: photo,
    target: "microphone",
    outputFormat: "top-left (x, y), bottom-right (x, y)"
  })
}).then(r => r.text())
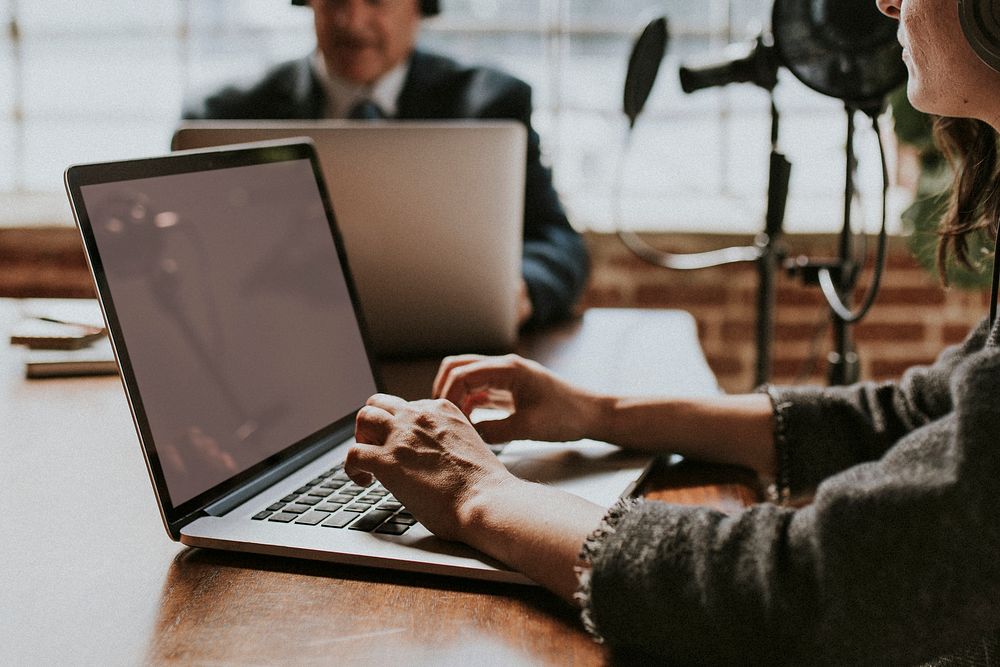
top-left (774, 0), bottom-right (904, 111)
top-left (810, 0), bottom-right (899, 52)
top-left (623, 17), bottom-right (668, 129)
top-left (679, 35), bottom-right (779, 94)
top-left (676, 0), bottom-right (903, 109)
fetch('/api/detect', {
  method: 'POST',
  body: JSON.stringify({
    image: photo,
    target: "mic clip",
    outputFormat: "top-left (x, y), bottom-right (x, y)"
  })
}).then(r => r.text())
top-left (784, 256), bottom-right (859, 287)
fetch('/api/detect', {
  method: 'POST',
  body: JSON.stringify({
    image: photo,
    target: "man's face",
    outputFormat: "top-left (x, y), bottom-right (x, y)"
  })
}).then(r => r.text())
top-left (311, 0), bottom-right (423, 85)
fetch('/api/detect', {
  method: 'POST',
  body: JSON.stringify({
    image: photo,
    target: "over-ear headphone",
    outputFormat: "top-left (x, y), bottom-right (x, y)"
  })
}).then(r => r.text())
top-left (290, 0), bottom-right (440, 16)
top-left (959, 2), bottom-right (1000, 327)
top-left (959, 0), bottom-right (1000, 72)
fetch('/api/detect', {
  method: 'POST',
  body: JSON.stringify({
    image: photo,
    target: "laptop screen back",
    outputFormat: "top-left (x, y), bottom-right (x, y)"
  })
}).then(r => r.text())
top-left (172, 121), bottom-right (526, 356)
top-left (73, 151), bottom-right (377, 509)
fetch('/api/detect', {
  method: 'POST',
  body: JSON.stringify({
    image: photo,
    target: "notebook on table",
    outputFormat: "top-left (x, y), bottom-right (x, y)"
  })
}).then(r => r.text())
top-left (64, 140), bottom-right (653, 584)
top-left (10, 299), bottom-right (116, 378)
top-left (172, 120), bottom-right (526, 358)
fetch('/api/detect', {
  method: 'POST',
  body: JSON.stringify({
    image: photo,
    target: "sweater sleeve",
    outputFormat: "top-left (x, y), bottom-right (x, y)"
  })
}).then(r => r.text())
top-left (577, 343), bottom-right (1000, 665)
top-left (765, 318), bottom-right (991, 497)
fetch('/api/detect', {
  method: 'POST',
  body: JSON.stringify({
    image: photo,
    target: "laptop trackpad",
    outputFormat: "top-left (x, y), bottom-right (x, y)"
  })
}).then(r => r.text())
top-left (497, 440), bottom-right (652, 508)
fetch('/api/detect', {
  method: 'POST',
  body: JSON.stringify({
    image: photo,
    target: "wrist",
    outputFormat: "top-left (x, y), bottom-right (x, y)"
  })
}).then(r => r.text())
top-left (582, 392), bottom-right (618, 443)
top-left (457, 474), bottom-right (528, 562)
top-left (457, 474), bottom-right (609, 598)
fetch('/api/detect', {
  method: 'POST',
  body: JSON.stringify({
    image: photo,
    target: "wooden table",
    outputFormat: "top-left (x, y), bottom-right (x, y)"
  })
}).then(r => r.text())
top-left (0, 303), bottom-right (760, 665)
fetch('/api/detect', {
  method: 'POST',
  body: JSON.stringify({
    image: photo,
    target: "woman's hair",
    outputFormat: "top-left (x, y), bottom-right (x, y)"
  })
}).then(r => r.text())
top-left (932, 116), bottom-right (1000, 283)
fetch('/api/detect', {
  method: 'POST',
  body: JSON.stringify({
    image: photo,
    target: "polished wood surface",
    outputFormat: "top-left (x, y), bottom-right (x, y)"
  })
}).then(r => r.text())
top-left (1, 302), bottom-right (759, 665)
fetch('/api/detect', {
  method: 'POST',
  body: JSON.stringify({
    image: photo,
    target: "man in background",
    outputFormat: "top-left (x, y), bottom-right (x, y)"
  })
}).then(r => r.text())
top-left (183, 0), bottom-right (589, 329)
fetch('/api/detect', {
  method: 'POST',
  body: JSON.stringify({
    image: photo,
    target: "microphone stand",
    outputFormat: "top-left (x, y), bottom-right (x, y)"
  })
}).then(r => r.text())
top-left (830, 107), bottom-right (861, 385)
top-left (628, 2), bottom-right (899, 387)
top-left (618, 97), bottom-right (790, 387)
top-left (785, 105), bottom-right (890, 385)
top-left (756, 100), bottom-right (791, 386)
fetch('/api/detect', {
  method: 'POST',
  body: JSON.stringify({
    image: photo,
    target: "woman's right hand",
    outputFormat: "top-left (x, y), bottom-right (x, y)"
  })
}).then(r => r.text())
top-left (432, 354), bottom-right (602, 444)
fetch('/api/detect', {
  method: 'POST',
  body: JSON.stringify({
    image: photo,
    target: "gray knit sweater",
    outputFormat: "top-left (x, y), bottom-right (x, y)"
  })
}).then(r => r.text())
top-left (578, 317), bottom-right (1000, 665)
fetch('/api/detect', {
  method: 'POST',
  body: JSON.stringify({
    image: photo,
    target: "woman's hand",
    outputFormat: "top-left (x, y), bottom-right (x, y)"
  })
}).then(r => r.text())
top-left (431, 354), bottom-right (603, 444)
top-left (345, 393), bottom-right (517, 542)
top-left (345, 392), bottom-right (608, 600)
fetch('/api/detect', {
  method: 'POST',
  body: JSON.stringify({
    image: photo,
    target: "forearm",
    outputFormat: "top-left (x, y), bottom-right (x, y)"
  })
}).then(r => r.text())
top-left (587, 393), bottom-right (776, 477)
top-left (521, 230), bottom-right (589, 327)
top-left (461, 477), bottom-right (606, 602)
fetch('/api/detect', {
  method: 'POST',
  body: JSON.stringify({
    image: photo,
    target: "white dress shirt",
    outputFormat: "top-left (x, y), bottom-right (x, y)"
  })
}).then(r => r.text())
top-left (310, 50), bottom-right (410, 119)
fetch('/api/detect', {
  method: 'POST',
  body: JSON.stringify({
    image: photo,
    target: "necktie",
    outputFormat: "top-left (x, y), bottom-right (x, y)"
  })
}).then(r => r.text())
top-left (348, 100), bottom-right (385, 120)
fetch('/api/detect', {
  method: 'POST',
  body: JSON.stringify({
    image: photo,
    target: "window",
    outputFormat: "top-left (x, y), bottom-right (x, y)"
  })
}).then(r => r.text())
top-left (2, 0), bottom-right (898, 234)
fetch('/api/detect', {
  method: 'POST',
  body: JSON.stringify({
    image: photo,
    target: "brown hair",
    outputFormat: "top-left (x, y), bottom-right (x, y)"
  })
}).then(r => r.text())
top-left (932, 116), bottom-right (1000, 283)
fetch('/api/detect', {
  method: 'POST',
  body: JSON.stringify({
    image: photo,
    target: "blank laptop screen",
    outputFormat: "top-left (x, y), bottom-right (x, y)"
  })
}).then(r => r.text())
top-left (80, 158), bottom-right (377, 506)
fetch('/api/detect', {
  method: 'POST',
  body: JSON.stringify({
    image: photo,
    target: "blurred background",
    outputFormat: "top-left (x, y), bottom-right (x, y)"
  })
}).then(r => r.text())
top-left (1, 0), bottom-right (889, 232)
top-left (2, 0), bottom-right (989, 391)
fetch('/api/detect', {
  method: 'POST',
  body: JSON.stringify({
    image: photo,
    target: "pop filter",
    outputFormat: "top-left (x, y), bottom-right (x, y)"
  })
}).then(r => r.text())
top-left (773, 0), bottom-right (906, 111)
top-left (623, 17), bottom-right (668, 129)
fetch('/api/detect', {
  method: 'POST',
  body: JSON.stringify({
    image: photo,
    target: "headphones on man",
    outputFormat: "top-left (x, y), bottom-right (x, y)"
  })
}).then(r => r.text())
top-left (290, 0), bottom-right (440, 16)
top-left (960, 0), bottom-right (1000, 71)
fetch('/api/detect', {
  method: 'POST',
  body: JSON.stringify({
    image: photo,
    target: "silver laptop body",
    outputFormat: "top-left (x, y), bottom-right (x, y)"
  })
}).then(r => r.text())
top-left (172, 121), bottom-right (524, 357)
top-left (65, 140), bottom-right (653, 584)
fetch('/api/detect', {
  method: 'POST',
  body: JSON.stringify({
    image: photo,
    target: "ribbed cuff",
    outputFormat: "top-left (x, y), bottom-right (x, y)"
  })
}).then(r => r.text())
top-left (761, 385), bottom-right (792, 505)
top-left (574, 496), bottom-right (642, 643)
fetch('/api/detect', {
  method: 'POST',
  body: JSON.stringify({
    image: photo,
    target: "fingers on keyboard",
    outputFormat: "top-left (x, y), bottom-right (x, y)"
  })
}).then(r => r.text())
top-left (256, 464), bottom-right (413, 534)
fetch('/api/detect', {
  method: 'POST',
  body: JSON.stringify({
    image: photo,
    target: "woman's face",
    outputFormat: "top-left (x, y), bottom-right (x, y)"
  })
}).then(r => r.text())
top-left (877, 0), bottom-right (1000, 127)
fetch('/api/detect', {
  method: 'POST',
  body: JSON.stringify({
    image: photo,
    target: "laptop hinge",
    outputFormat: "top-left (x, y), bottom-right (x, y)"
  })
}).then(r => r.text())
top-left (202, 426), bottom-right (353, 518)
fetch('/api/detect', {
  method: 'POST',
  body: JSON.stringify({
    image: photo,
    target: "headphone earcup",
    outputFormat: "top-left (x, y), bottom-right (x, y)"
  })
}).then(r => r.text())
top-left (960, 0), bottom-right (1000, 72)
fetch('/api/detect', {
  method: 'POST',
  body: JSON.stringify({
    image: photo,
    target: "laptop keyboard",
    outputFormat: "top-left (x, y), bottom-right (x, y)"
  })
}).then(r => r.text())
top-left (251, 463), bottom-right (416, 535)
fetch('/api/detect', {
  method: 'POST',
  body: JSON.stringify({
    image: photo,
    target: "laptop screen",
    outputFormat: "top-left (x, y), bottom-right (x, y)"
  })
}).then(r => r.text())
top-left (77, 154), bottom-right (377, 508)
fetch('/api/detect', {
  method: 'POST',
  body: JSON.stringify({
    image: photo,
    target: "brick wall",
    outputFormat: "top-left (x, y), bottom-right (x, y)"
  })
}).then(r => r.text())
top-left (2, 227), bottom-right (992, 395)
top-left (581, 231), bottom-right (992, 393)
top-left (0, 227), bottom-right (95, 298)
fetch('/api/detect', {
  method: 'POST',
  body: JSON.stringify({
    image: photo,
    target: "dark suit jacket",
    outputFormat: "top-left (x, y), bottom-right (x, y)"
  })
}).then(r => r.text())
top-left (183, 50), bottom-right (589, 328)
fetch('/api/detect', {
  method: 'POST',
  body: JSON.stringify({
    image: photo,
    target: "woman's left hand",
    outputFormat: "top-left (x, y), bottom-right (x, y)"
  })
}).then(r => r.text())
top-left (345, 393), bottom-right (516, 542)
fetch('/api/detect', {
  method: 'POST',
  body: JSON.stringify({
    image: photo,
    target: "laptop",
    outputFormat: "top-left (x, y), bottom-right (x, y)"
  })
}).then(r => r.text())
top-left (64, 140), bottom-right (654, 584)
top-left (171, 120), bottom-right (525, 357)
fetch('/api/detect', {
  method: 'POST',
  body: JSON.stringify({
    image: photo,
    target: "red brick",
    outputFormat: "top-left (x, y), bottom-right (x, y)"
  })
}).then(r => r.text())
top-left (692, 317), bottom-right (710, 340)
top-left (776, 287), bottom-right (825, 306)
top-left (704, 355), bottom-right (744, 376)
top-left (721, 321), bottom-right (755, 342)
top-left (885, 253), bottom-right (923, 270)
top-left (853, 322), bottom-right (925, 342)
top-left (580, 286), bottom-right (625, 308)
top-left (774, 322), bottom-right (826, 342)
top-left (771, 356), bottom-right (827, 380)
top-left (875, 287), bottom-right (946, 305)
top-left (634, 284), bottom-right (727, 307)
top-left (771, 374), bottom-right (825, 388)
top-left (943, 323), bottom-right (974, 344)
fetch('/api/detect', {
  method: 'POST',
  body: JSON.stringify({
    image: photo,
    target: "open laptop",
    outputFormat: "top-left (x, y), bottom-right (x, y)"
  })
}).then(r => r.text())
top-left (65, 140), bottom-right (654, 584)
top-left (171, 120), bottom-right (525, 357)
